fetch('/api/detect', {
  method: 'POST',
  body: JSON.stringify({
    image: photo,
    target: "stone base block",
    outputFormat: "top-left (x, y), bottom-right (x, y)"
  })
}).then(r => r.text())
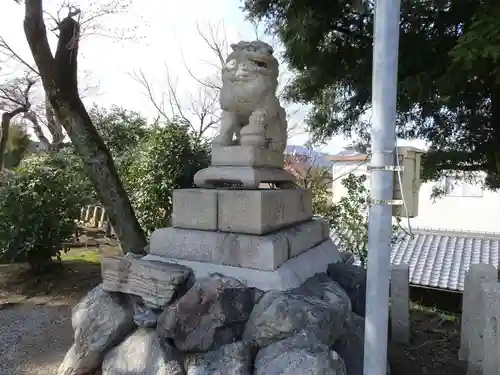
top-left (172, 189), bottom-right (218, 230)
top-left (194, 166), bottom-right (295, 189)
top-left (149, 219), bottom-right (329, 271)
top-left (172, 188), bottom-right (313, 234)
top-left (211, 145), bottom-right (284, 168)
top-left (143, 238), bottom-right (343, 291)
top-left (218, 188), bottom-right (312, 234)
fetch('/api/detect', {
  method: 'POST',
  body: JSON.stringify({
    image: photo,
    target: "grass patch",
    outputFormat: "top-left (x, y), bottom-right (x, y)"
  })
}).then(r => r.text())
top-left (0, 226), bottom-right (123, 304)
top-left (411, 302), bottom-right (459, 323)
top-left (0, 243), bottom-right (122, 303)
top-left (59, 248), bottom-right (102, 263)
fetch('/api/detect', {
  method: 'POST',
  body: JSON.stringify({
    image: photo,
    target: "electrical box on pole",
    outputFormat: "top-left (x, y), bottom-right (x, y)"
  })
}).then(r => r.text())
top-left (392, 146), bottom-right (423, 218)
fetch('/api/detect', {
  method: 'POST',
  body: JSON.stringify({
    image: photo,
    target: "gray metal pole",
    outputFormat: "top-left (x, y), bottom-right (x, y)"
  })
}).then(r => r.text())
top-left (363, 0), bottom-right (402, 374)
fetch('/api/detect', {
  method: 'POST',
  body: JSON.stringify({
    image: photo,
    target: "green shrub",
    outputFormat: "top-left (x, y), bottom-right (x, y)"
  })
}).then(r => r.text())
top-left (123, 121), bottom-right (210, 234)
top-left (0, 150), bottom-right (93, 270)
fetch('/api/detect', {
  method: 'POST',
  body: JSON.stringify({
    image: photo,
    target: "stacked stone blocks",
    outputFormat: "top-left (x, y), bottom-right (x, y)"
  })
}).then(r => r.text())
top-left (150, 145), bottom-right (330, 276)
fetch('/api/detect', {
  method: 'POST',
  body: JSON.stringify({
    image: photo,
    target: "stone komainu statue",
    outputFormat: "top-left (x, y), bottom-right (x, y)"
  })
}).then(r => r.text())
top-left (214, 40), bottom-right (287, 153)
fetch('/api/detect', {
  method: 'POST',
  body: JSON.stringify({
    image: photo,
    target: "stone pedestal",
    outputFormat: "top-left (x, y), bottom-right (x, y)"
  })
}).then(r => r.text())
top-left (144, 238), bottom-right (342, 291)
top-left (153, 144), bottom-right (340, 290)
top-left (150, 219), bottom-right (329, 271)
top-left (194, 166), bottom-right (295, 189)
top-left (172, 188), bottom-right (313, 234)
top-left (211, 145), bottom-right (284, 168)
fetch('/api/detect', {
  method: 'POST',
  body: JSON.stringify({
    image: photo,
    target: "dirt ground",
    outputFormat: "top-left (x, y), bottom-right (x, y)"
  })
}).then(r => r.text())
top-left (388, 306), bottom-right (466, 375)
top-left (0, 229), bottom-right (467, 375)
top-left (0, 229), bottom-right (121, 375)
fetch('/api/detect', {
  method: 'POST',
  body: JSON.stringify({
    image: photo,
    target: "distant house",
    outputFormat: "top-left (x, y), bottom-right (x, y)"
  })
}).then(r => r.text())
top-left (328, 146), bottom-right (500, 293)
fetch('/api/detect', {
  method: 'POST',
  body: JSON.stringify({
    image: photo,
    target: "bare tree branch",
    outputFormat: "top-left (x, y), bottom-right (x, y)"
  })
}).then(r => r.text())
top-left (2, 0), bottom-right (138, 150)
top-left (0, 37), bottom-right (40, 76)
top-left (0, 75), bottom-right (36, 109)
top-left (132, 65), bottom-right (221, 140)
top-left (195, 22), bottom-right (228, 67)
top-left (130, 69), bottom-right (170, 120)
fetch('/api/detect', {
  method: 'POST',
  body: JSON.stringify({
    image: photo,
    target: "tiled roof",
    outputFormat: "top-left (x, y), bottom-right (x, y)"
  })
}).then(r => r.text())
top-left (331, 228), bottom-right (500, 292)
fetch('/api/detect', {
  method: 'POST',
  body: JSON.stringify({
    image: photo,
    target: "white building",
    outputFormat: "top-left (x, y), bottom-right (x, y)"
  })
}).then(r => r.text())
top-left (330, 146), bottom-right (500, 234)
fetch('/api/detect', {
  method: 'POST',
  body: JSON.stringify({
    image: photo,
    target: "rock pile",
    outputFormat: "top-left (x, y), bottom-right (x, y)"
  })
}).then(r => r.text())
top-left (58, 251), bottom-right (376, 375)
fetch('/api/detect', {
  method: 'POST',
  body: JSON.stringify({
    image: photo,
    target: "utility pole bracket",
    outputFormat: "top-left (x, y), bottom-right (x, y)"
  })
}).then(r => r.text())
top-left (368, 198), bottom-right (404, 206)
top-left (367, 165), bottom-right (404, 172)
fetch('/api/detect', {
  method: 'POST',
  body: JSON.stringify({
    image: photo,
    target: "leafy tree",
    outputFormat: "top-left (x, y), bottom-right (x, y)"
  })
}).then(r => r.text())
top-left (91, 105), bottom-right (150, 161)
top-left (0, 150), bottom-right (94, 270)
top-left (244, 0), bottom-right (500, 188)
top-left (90, 108), bottom-right (211, 234)
top-left (330, 174), bottom-right (370, 266)
top-left (284, 152), bottom-right (368, 259)
top-left (330, 173), bottom-right (401, 266)
top-left (91, 105), bottom-right (151, 191)
top-left (124, 120), bottom-right (210, 234)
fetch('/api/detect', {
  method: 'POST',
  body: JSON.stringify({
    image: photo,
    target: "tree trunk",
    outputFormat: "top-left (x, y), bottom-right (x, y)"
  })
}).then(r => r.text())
top-left (23, 0), bottom-right (147, 254)
top-left (24, 110), bottom-right (51, 150)
top-left (45, 96), bottom-right (65, 148)
top-left (0, 108), bottom-right (29, 170)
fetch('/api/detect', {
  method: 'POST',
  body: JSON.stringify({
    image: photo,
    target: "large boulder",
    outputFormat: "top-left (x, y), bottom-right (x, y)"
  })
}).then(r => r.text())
top-left (254, 330), bottom-right (347, 375)
top-left (327, 262), bottom-right (367, 317)
top-left (102, 328), bottom-right (183, 375)
top-left (157, 275), bottom-right (258, 352)
top-left (293, 273), bottom-right (352, 311)
top-left (58, 285), bottom-right (135, 375)
top-left (243, 274), bottom-right (351, 348)
top-left (185, 342), bottom-right (253, 375)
